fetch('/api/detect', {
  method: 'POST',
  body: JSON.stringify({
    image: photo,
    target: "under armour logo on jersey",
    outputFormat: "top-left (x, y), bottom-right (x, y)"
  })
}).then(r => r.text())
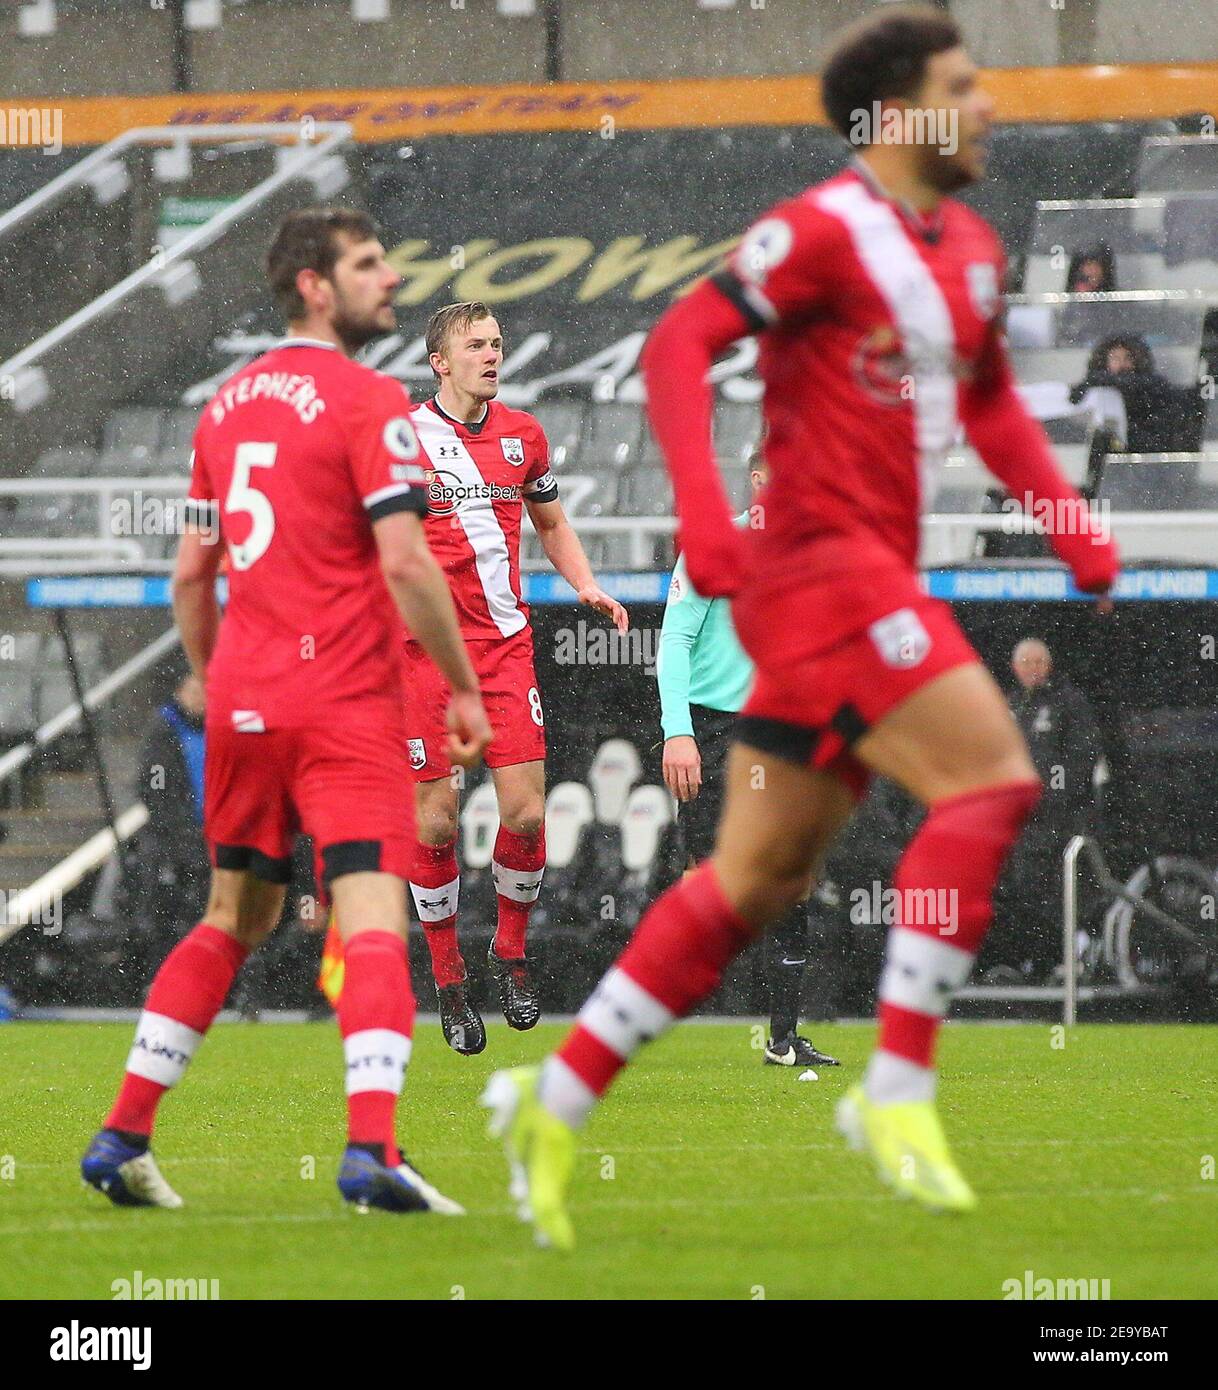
top-left (434, 444), bottom-right (462, 460)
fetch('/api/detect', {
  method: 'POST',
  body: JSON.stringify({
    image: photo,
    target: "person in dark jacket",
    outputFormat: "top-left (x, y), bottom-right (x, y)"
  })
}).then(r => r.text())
top-left (127, 673), bottom-right (209, 986)
top-left (1069, 333), bottom-right (1205, 455)
top-left (984, 640), bottom-right (1102, 979)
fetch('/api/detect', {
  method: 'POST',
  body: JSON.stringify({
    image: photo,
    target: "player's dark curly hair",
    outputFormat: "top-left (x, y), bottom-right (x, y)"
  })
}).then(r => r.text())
top-left (266, 206), bottom-right (380, 323)
top-left (820, 4), bottom-right (963, 143)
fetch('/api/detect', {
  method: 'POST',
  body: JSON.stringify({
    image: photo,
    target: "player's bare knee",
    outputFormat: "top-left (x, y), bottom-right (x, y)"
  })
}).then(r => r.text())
top-left (501, 801), bottom-right (543, 838)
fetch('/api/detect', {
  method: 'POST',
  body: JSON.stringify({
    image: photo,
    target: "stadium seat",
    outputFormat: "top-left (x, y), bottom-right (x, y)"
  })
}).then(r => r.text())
top-left (614, 784), bottom-right (679, 930)
top-left (532, 401), bottom-right (586, 471)
top-left (35, 670), bottom-right (79, 725)
top-left (36, 446), bottom-right (102, 478)
top-left (714, 400), bottom-right (762, 468)
top-left (530, 781), bottom-right (597, 934)
top-left (4, 632), bottom-right (43, 667)
top-left (618, 465), bottom-right (673, 516)
top-left (581, 404), bottom-right (645, 470)
top-left (619, 785), bottom-right (675, 874)
top-left (102, 408), bottom-right (165, 471)
top-left (159, 408), bottom-right (201, 465)
top-left (1097, 460), bottom-right (1200, 509)
top-left (0, 670), bottom-right (38, 739)
top-left (588, 738), bottom-right (641, 825)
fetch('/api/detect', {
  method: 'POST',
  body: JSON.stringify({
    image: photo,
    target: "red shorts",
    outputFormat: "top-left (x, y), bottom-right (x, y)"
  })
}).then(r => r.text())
top-left (403, 627), bottom-right (546, 781)
top-left (203, 716), bottom-right (413, 887)
top-left (736, 587), bottom-right (979, 800)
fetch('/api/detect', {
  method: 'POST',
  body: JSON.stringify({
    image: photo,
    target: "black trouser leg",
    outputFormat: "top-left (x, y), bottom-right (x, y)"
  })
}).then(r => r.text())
top-left (766, 902), bottom-right (810, 1041)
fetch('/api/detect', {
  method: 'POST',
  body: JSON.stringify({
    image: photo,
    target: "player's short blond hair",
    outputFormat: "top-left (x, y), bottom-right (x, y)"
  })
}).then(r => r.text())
top-left (426, 301), bottom-right (495, 378)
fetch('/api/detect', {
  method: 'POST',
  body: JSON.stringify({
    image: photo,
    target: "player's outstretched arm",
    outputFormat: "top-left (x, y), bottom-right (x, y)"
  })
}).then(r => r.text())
top-left (171, 527), bottom-right (225, 682)
top-left (641, 280), bottom-right (753, 597)
top-left (525, 496), bottom-right (628, 632)
top-left (373, 511), bottom-right (491, 766)
top-left (960, 351), bottom-right (1120, 597)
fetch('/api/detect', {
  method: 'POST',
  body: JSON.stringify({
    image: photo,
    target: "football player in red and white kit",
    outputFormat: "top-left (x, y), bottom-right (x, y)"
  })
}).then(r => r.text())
top-left (404, 302), bottom-right (628, 1052)
top-left (82, 208), bottom-right (491, 1214)
top-left (483, 6), bottom-right (1120, 1248)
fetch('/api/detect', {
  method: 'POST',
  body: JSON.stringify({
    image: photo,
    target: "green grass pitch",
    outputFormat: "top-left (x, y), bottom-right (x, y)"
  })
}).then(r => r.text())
top-left (1, 1021), bottom-right (1215, 1300)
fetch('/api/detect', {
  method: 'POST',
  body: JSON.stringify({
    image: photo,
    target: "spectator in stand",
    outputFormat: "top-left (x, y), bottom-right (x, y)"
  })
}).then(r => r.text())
top-left (1069, 333), bottom-right (1205, 454)
top-left (983, 639), bottom-right (1102, 982)
top-left (126, 670), bottom-right (209, 986)
top-left (1066, 243), bottom-right (1116, 294)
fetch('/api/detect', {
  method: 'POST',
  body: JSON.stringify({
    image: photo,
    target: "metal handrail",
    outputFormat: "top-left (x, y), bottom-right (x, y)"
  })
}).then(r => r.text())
top-left (1061, 834), bottom-right (1213, 1025)
top-left (0, 626), bottom-right (182, 788)
top-left (0, 122), bottom-right (351, 242)
top-left (0, 123), bottom-right (352, 381)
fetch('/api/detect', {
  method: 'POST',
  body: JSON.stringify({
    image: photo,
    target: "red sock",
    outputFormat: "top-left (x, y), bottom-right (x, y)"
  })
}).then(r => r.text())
top-left (542, 862), bottom-right (754, 1126)
top-left (491, 826), bottom-right (545, 960)
top-left (105, 923), bottom-right (248, 1137)
top-left (339, 930), bottom-right (414, 1167)
top-left (409, 839), bottom-right (463, 988)
top-left (869, 780), bottom-right (1041, 1101)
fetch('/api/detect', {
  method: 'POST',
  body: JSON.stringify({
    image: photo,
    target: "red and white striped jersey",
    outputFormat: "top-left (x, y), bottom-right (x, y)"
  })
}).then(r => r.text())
top-left (714, 164), bottom-right (1007, 589)
top-left (410, 397), bottom-right (558, 640)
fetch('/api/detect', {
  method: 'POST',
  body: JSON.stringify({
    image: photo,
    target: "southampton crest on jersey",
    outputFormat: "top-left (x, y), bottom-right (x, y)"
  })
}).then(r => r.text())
top-left (966, 263), bottom-right (1000, 321)
top-left (501, 437), bottom-right (525, 466)
top-left (408, 738), bottom-right (426, 771)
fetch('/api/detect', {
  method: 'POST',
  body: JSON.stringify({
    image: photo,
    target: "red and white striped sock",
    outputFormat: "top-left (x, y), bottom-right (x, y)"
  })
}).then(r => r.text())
top-left (491, 826), bottom-right (545, 960)
top-left (866, 780), bottom-right (1041, 1106)
top-left (410, 839), bottom-right (463, 989)
top-left (338, 930), bottom-right (415, 1168)
top-left (105, 923), bottom-right (248, 1137)
top-left (540, 862), bottom-right (755, 1127)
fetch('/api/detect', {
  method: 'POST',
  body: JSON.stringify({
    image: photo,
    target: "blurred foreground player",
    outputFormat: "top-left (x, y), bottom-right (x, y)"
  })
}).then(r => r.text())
top-left (659, 451), bottom-right (839, 1068)
top-left (482, 6), bottom-right (1118, 1248)
top-left (82, 207), bottom-right (491, 1214)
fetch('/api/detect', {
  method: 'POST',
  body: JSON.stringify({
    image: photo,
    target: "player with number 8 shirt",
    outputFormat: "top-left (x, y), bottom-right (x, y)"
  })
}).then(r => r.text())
top-left (400, 302), bottom-right (629, 1052)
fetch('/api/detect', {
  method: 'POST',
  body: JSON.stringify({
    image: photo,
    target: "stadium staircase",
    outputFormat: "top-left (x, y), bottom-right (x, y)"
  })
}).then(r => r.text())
top-left (0, 124), bottom-right (354, 482)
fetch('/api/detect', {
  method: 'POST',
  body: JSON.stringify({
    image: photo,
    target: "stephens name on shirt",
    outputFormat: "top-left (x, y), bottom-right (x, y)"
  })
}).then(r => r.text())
top-left (208, 371), bottom-right (327, 427)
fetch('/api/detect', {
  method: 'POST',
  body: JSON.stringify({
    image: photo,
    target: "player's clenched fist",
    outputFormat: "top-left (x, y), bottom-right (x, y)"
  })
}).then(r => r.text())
top-left (445, 689), bottom-right (492, 768)
top-left (663, 735), bottom-right (702, 802)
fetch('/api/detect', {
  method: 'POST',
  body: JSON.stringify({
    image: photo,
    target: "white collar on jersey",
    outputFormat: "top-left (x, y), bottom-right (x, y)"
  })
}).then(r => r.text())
top-left (850, 158), bottom-right (945, 242)
top-left (279, 336), bottom-right (340, 351)
top-left (430, 395), bottom-right (490, 432)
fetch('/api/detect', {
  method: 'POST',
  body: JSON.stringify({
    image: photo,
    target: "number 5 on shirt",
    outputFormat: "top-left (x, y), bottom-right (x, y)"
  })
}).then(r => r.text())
top-left (227, 441), bottom-right (277, 571)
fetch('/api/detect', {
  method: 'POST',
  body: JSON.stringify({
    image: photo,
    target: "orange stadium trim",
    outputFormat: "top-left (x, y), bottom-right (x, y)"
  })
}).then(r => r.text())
top-left (4, 65), bottom-right (1217, 148)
